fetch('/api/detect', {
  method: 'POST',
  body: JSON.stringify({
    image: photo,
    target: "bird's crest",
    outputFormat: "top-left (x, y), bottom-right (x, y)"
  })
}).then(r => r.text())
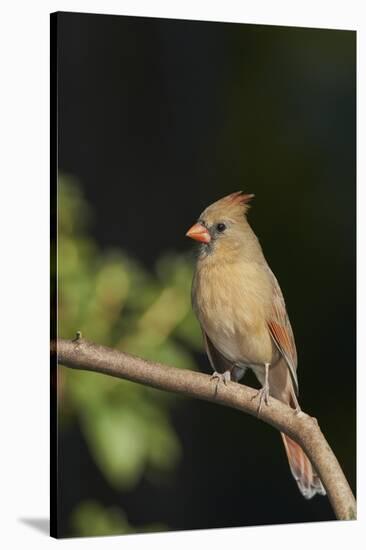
top-left (202, 191), bottom-right (255, 221)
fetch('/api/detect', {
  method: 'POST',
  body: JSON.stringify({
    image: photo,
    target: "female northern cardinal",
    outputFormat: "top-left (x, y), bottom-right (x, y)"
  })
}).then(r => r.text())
top-left (186, 191), bottom-right (325, 499)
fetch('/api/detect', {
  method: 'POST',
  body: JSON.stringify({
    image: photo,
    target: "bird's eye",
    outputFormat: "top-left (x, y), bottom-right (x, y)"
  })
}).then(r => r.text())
top-left (216, 223), bottom-right (226, 233)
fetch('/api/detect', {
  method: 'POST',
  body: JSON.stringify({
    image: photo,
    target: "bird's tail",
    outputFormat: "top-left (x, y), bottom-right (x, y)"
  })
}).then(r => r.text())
top-left (280, 433), bottom-right (326, 499)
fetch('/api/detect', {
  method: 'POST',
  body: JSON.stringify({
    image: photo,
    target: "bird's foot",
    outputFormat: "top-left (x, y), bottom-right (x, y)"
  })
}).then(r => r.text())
top-left (211, 370), bottom-right (231, 386)
top-left (294, 405), bottom-right (305, 417)
top-left (252, 362), bottom-right (270, 416)
top-left (253, 385), bottom-right (270, 416)
top-left (291, 394), bottom-right (304, 416)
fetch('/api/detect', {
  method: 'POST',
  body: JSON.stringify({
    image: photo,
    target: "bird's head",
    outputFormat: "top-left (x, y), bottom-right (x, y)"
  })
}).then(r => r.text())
top-left (186, 191), bottom-right (255, 259)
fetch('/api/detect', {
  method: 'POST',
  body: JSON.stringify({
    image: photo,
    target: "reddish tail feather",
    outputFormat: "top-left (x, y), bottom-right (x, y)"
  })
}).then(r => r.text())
top-left (281, 433), bottom-right (326, 499)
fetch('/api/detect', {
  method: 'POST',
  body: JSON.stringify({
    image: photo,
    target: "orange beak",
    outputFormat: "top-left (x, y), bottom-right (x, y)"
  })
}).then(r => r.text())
top-left (185, 222), bottom-right (211, 243)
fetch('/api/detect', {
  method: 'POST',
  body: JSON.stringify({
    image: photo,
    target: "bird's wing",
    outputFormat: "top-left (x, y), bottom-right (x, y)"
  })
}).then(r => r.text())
top-left (266, 270), bottom-right (299, 395)
top-left (202, 330), bottom-right (233, 374)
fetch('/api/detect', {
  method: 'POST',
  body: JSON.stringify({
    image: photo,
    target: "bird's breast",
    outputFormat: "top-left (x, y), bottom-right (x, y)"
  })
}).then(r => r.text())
top-left (192, 259), bottom-right (274, 365)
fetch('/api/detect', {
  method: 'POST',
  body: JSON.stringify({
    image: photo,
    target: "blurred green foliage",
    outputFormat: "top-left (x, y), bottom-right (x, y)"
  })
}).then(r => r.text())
top-left (57, 175), bottom-right (201, 535)
top-left (71, 500), bottom-right (165, 537)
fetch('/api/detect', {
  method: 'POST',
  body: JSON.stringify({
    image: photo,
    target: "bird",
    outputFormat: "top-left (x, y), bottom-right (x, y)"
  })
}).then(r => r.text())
top-left (185, 190), bottom-right (325, 499)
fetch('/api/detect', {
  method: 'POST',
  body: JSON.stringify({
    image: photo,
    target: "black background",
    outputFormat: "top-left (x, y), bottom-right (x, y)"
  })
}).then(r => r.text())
top-left (55, 11), bottom-right (356, 536)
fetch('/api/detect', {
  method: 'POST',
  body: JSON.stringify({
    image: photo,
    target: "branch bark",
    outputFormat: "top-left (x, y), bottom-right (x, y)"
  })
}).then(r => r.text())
top-left (52, 337), bottom-right (356, 521)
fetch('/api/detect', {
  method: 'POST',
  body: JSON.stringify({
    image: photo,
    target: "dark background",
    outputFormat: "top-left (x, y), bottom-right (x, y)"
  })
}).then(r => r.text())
top-left (55, 11), bottom-right (356, 536)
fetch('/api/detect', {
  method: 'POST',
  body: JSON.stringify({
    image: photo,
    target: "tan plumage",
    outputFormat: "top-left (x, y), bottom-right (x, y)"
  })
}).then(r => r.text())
top-left (186, 191), bottom-right (325, 499)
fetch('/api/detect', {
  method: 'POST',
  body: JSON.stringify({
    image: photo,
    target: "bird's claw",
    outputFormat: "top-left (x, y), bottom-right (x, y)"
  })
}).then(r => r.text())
top-left (252, 362), bottom-right (271, 415)
top-left (211, 370), bottom-right (231, 386)
top-left (294, 406), bottom-right (305, 417)
top-left (253, 385), bottom-right (270, 416)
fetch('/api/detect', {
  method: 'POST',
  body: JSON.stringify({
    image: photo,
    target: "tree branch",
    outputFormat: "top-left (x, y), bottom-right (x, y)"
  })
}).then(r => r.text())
top-left (51, 337), bottom-right (356, 521)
